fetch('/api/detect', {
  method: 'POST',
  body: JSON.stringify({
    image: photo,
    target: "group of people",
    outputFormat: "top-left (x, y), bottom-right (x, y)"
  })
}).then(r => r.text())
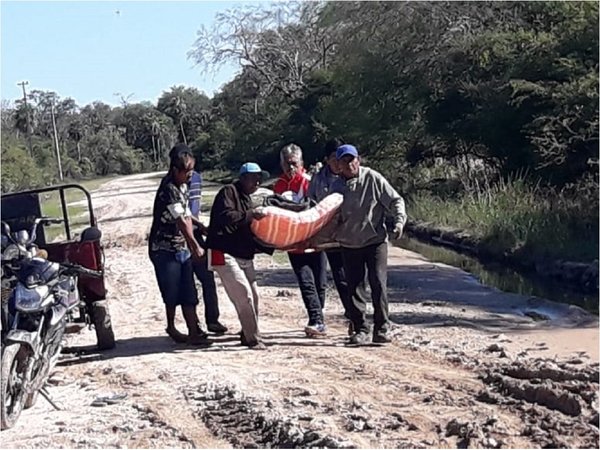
top-left (148, 139), bottom-right (407, 350)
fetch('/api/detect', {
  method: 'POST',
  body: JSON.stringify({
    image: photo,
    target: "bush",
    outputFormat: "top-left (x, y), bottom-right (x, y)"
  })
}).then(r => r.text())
top-left (1, 142), bottom-right (46, 193)
top-left (409, 175), bottom-right (599, 262)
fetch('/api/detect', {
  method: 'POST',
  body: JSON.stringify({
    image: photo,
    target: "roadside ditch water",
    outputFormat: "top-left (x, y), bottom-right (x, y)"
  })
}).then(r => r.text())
top-left (398, 237), bottom-right (599, 315)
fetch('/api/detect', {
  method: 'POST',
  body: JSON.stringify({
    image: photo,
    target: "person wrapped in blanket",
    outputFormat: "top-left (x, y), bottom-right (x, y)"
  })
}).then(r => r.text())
top-left (148, 147), bottom-right (212, 346)
top-left (273, 144), bottom-right (328, 338)
top-left (205, 162), bottom-right (272, 350)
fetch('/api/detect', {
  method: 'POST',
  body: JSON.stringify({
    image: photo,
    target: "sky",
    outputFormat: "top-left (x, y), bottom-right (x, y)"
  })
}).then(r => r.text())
top-left (1, 0), bottom-right (249, 107)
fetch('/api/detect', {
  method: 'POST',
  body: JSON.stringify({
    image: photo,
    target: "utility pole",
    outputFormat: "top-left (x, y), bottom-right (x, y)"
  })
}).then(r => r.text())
top-left (17, 81), bottom-right (33, 157)
top-left (50, 101), bottom-right (64, 182)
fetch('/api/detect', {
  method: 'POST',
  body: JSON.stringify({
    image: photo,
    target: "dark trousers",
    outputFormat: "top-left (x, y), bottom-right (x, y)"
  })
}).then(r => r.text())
top-left (325, 250), bottom-right (352, 319)
top-left (288, 251), bottom-right (327, 325)
top-left (341, 242), bottom-right (389, 334)
top-left (192, 255), bottom-right (220, 324)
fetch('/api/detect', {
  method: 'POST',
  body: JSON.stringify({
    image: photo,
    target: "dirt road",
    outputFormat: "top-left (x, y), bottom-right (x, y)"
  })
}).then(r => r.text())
top-left (2, 172), bottom-right (598, 449)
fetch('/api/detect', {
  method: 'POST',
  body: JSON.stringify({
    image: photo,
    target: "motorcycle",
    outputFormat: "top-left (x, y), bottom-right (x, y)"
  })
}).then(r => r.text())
top-left (1, 217), bottom-right (59, 346)
top-left (1, 183), bottom-right (115, 352)
top-left (0, 219), bottom-right (102, 430)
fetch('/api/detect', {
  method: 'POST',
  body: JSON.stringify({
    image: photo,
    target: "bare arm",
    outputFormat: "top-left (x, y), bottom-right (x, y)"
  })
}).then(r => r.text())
top-left (177, 216), bottom-right (204, 260)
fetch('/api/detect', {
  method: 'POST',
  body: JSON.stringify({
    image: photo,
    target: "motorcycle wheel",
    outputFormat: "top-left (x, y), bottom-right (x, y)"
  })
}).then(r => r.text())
top-left (91, 301), bottom-right (115, 350)
top-left (26, 317), bottom-right (66, 409)
top-left (1, 343), bottom-right (28, 429)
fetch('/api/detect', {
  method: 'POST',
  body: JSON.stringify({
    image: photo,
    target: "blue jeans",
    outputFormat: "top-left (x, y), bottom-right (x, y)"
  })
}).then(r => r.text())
top-left (150, 250), bottom-right (198, 307)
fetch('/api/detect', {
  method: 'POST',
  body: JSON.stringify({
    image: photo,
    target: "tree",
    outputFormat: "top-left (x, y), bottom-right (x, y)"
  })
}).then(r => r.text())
top-left (1, 137), bottom-right (46, 192)
top-left (189, 1), bottom-right (336, 104)
top-left (157, 86), bottom-right (210, 145)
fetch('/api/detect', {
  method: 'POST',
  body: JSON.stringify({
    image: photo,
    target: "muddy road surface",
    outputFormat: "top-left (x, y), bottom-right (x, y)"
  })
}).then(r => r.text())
top-left (2, 172), bottom-right (598, 449)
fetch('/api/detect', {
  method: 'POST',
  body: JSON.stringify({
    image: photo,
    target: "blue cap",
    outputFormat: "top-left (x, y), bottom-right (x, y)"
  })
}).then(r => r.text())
top-left (336, 144), bottom-right (359, 160)
top-left (239, 162), bottom-right (263, 175)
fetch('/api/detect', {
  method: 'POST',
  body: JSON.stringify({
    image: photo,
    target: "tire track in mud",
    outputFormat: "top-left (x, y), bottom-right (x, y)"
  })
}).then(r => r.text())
top-left (418, 329), bottom-right (600, 448)
top-left (476, 358), bottom-right (599, 448)
top-left (184, 383), bottom-right (357, 449)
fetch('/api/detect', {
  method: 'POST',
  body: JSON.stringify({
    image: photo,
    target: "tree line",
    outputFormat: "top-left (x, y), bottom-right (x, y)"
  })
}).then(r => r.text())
top-left (2, 1), bottom-right (598, 203)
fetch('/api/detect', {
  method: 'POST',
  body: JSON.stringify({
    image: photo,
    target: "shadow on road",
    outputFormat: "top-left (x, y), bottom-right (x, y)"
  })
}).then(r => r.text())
top-left (261, 262), bottom-right (597, 333)
top-left (58, 329), bottom-right (348, 364)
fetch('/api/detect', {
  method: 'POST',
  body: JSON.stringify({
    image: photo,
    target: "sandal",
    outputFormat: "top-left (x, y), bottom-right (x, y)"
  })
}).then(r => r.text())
top-left (166, 328), bottom-right (188, 344)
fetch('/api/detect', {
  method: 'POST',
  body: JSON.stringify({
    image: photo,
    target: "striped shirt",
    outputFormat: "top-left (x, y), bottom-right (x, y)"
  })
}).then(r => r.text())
top-left (188, 171), bottom-right (202, 218)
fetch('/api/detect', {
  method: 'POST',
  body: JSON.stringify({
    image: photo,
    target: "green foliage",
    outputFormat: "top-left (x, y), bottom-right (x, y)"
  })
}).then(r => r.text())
top-left (1, 138), bottom-right (45, 192)
top-left (81, 129), bottom-right (145, 176)
top-left (157, 85), bottom-right (211, 146)
top-left (409, 174), bottom-right (599, 262)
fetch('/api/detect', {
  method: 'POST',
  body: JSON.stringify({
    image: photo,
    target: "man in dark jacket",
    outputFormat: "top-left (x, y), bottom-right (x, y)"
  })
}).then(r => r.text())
top-left (206, 162), bottom-right (269, 350)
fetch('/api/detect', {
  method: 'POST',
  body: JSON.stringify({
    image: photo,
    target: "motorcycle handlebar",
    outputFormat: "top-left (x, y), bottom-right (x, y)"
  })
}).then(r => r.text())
top-left (28, 217), bottom-right (64, 245)
top-left (1, 217), bottom-right (64, 246)
top-left (61, 263), bottom-right (103, 278)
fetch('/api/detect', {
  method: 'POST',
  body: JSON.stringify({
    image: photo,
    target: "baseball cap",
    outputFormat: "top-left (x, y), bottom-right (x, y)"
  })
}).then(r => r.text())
top-left (239, 162), bottom-right (266, 176)
top-left (336, 144), bottom-right (359, 160)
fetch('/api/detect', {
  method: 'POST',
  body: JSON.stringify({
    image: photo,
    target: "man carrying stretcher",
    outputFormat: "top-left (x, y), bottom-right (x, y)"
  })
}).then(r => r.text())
top-left (273, 144), bottom-right (328, 338)
top-left (206, 163), bottom-right (271, 350)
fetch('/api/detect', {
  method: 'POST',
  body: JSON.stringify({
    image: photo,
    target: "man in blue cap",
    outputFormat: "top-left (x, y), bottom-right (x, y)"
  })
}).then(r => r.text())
top-left (206, 162), bottom-right (271, 350)
top-left (333, 144), bottom-right (407, 345)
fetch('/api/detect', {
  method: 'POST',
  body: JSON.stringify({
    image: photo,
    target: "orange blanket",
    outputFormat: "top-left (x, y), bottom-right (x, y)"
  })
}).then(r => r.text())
top-left (251, 193), bottom-right (343, 249)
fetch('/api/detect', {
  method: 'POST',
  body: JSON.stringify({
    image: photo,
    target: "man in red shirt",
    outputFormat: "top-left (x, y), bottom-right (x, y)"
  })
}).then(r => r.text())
top-left (273, 144), bottom-right (327, 337)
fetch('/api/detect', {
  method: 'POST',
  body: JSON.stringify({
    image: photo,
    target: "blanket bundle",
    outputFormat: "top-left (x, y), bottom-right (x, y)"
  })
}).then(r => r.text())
top-left (251, 193), bottom-right (342, 250)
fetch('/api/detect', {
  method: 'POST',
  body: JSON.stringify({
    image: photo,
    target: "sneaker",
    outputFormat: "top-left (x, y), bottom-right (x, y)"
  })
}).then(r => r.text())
top-left (207, 322), bottom-right (228, 334)
top-left (348, 331), bottom-right (370, 346)
top-left (188, 334), bottom-right (212, 347)
top-left (305, 323), bottom-right (327, 338)
top-left (372, 331), bottom-right (392, 344)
